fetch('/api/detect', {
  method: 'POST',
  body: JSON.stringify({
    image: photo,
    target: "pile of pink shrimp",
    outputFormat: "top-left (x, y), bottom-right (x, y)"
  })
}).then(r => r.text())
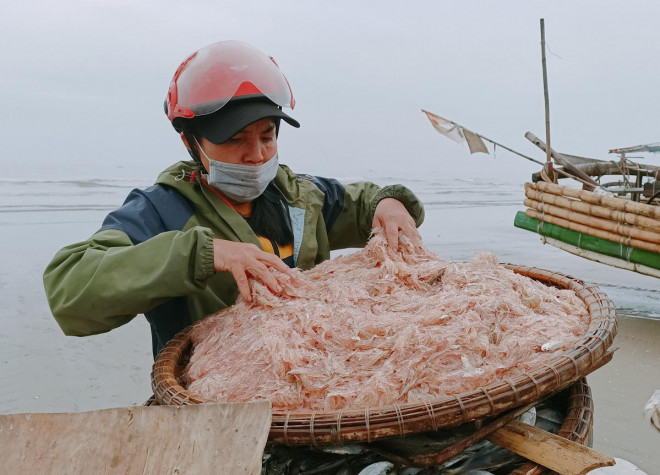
top-left (186, 233), bottom-right (589, 412)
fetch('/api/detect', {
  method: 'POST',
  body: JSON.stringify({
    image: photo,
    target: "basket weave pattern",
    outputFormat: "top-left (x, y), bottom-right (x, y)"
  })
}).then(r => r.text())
top-left (151, 265), bottom-right (616, 445)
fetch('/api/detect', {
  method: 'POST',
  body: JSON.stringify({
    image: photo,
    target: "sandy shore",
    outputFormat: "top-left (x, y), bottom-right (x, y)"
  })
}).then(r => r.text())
top-left (588, 315), bottom-right (660, 472)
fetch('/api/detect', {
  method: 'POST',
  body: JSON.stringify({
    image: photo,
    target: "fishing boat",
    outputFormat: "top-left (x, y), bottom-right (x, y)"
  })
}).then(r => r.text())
top-left (516, 131), bottom-right (660, 279)
top-left (529, 141), bottom-right (660, 203)
top-left (516, 163), bottom-right (660, 279)
top-left (424, 18), bottom-right (660, 281)
top-left (423, 108), bottom-right (660, 279)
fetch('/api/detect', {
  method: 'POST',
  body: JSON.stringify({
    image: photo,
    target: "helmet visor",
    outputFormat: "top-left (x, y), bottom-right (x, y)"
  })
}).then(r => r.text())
top-left (172, 41), bottom-right (295, 118)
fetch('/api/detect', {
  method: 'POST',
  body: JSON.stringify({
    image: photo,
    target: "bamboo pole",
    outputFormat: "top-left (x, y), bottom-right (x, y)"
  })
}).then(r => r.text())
top-left (532, 162), bottom-right (660, 182)
top-left (524, 197), bottom-right (660, 245)
top-left (515, 211), bottom-right (660, 270)
top-left (540, 19), bottom-right (552, 167)
top-left (525, 133), bottom-right (599, 190)
top-left (543, 236), bottom-right (660, 279)
top-left (524, 209), bottom-right (660, 254)
top-left (420, 109), bottom-right (545, 166)
top-left (472, 133), bottom-right (545, 166)
top-left (525, 185), bottom-right (660, 233)
top-left (531, 181), bottom-right (660, 220)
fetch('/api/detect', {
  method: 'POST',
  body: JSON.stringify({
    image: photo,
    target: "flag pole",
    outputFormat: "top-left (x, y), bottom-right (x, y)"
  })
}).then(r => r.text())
top-left (421, 109), bottom-right (544, 165)
top-left (473, 133), bottom-right (544, 166)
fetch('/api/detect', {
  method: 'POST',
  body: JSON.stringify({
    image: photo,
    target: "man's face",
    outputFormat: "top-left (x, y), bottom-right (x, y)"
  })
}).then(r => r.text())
top-left (197, 118), bottom-right (277, 171)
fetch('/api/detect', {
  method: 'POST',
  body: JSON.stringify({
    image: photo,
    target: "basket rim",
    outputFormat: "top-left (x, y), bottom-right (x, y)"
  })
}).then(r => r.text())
top-left (151, 264), bottom-right (616, 445)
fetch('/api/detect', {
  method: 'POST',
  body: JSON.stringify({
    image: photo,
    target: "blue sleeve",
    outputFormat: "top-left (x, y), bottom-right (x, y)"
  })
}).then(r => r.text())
top-left (99, 184), bottom-right (195, 245)
top-left (311, 176), bottom-right (346, 232)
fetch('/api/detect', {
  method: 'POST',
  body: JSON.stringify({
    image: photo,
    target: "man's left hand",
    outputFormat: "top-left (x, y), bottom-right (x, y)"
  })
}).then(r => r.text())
top-left (372, 198), bottom-right (422, 251)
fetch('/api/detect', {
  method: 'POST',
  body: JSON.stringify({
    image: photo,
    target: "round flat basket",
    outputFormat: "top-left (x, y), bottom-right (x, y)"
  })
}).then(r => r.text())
top-left (151, 265), bottom-right (616, 445)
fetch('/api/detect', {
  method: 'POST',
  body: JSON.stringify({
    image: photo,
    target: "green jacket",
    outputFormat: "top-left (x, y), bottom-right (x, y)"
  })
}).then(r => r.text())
top-left (44, 161), bottom-right (425, 355)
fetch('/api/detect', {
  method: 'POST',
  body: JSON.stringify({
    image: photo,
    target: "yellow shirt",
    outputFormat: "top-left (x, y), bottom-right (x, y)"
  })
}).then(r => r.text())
top-left (234, 201), bottom-right (294, 266)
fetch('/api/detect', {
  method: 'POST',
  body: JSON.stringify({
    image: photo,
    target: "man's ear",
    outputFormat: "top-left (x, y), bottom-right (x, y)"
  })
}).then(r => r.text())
top-left (180, 132), bottom-right (192, 150)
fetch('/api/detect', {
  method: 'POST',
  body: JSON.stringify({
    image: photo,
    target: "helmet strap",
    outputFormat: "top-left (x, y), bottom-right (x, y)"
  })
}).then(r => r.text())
top-left (274, 117), bottom-right (281, 137)
top-left (181, 132), bottom-right (207, 172)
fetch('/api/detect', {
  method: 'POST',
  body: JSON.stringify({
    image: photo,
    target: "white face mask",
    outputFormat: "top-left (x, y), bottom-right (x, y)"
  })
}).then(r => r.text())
top-left (195, 138), bottom-right (279, 203)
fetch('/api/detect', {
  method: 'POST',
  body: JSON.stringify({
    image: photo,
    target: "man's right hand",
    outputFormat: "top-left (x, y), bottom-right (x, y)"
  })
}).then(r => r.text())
top-left (212, 238), bottom-right (297, 304)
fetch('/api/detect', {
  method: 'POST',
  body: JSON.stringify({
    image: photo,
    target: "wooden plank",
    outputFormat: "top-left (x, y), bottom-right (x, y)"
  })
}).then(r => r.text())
top-left (0, 402), bottom-right (271, 475)
top-left (488, 420), bottom-right (615, 475)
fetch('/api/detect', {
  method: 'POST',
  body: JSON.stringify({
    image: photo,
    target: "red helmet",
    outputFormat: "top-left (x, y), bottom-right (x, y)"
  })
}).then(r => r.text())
top-left (165, 40), bottom-right (295, 125)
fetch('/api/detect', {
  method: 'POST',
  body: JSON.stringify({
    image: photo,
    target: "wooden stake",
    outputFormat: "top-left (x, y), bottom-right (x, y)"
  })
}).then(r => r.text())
top-left (488, 420), bottom-right (615, 475)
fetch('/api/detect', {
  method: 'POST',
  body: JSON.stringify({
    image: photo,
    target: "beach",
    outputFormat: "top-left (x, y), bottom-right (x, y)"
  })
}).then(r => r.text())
top-left (1, 171), bottom-right (658, 472)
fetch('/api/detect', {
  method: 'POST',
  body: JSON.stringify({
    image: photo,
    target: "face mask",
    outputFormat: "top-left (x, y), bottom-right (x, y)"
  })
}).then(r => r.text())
top-left (195, 138), bottom-right (279, 203)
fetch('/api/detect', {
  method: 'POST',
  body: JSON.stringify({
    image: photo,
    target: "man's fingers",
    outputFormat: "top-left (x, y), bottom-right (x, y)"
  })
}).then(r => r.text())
top-left (214, 239), bottom-right (301, 297)
top-left (385, 221), bottom-right (400, 250)
top-left (244, 250), bottom-right (300, 292)
top-left (381, 216), bottom-right (422, 251)
top-left (232, 269), bottom-right (253, 304)
top-left (402, 221), bottom-right (422, 242)
top-left (258, 252), bottom-right (299, 279)
top-left (249, 261), bottom-right (283, 293)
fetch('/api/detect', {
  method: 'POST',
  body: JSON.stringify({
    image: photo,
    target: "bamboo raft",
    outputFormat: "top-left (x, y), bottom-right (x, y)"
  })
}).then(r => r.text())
top-left (516, 181), bottom-right (660, 278)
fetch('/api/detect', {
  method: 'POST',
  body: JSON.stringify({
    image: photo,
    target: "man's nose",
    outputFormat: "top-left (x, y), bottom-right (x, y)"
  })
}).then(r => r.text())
top-left (242, 139), bottom-right (266, 164)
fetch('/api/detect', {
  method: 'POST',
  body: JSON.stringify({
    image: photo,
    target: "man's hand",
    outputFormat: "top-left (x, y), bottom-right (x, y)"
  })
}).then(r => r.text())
top-left (213, 239), bottom-right (297, 304)
top-left (372, 198), bottom-right (422, 250)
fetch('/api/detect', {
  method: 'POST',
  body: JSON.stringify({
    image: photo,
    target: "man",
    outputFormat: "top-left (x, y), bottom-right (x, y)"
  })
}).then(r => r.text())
top-left (44, 40), bottom-right (425, 357)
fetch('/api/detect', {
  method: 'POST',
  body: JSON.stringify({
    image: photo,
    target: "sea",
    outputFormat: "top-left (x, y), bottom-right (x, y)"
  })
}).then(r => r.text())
top-left (1, 166), bottom-right (658, 469)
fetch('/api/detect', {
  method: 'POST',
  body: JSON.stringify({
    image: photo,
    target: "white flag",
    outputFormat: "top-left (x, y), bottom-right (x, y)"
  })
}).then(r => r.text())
top-left (422, 109), bottom-right (464, 143)
top-left (422, 109), bottom-right (489, 155)
top-left (463, 128), bottom-right (489, 154)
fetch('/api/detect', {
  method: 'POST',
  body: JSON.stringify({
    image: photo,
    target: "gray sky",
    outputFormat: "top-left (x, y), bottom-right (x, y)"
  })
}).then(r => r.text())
top-left (2, 0), bottom-right (659, 182)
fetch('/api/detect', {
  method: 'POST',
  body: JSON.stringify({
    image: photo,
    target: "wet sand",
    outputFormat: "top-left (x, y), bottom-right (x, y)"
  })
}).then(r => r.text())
top-left (1, 176), bottom-right (658, 472)
top-left (588, 315), bottom-right (660, 472)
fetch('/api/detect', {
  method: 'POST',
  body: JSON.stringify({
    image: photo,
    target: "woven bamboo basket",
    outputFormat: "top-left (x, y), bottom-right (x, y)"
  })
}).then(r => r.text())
top-left (256, 378), bottom-right (596, 472)
top-left (511, 378), bottom-right (594, 475)
top-left (151, 265), bottom-right (616, 446)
